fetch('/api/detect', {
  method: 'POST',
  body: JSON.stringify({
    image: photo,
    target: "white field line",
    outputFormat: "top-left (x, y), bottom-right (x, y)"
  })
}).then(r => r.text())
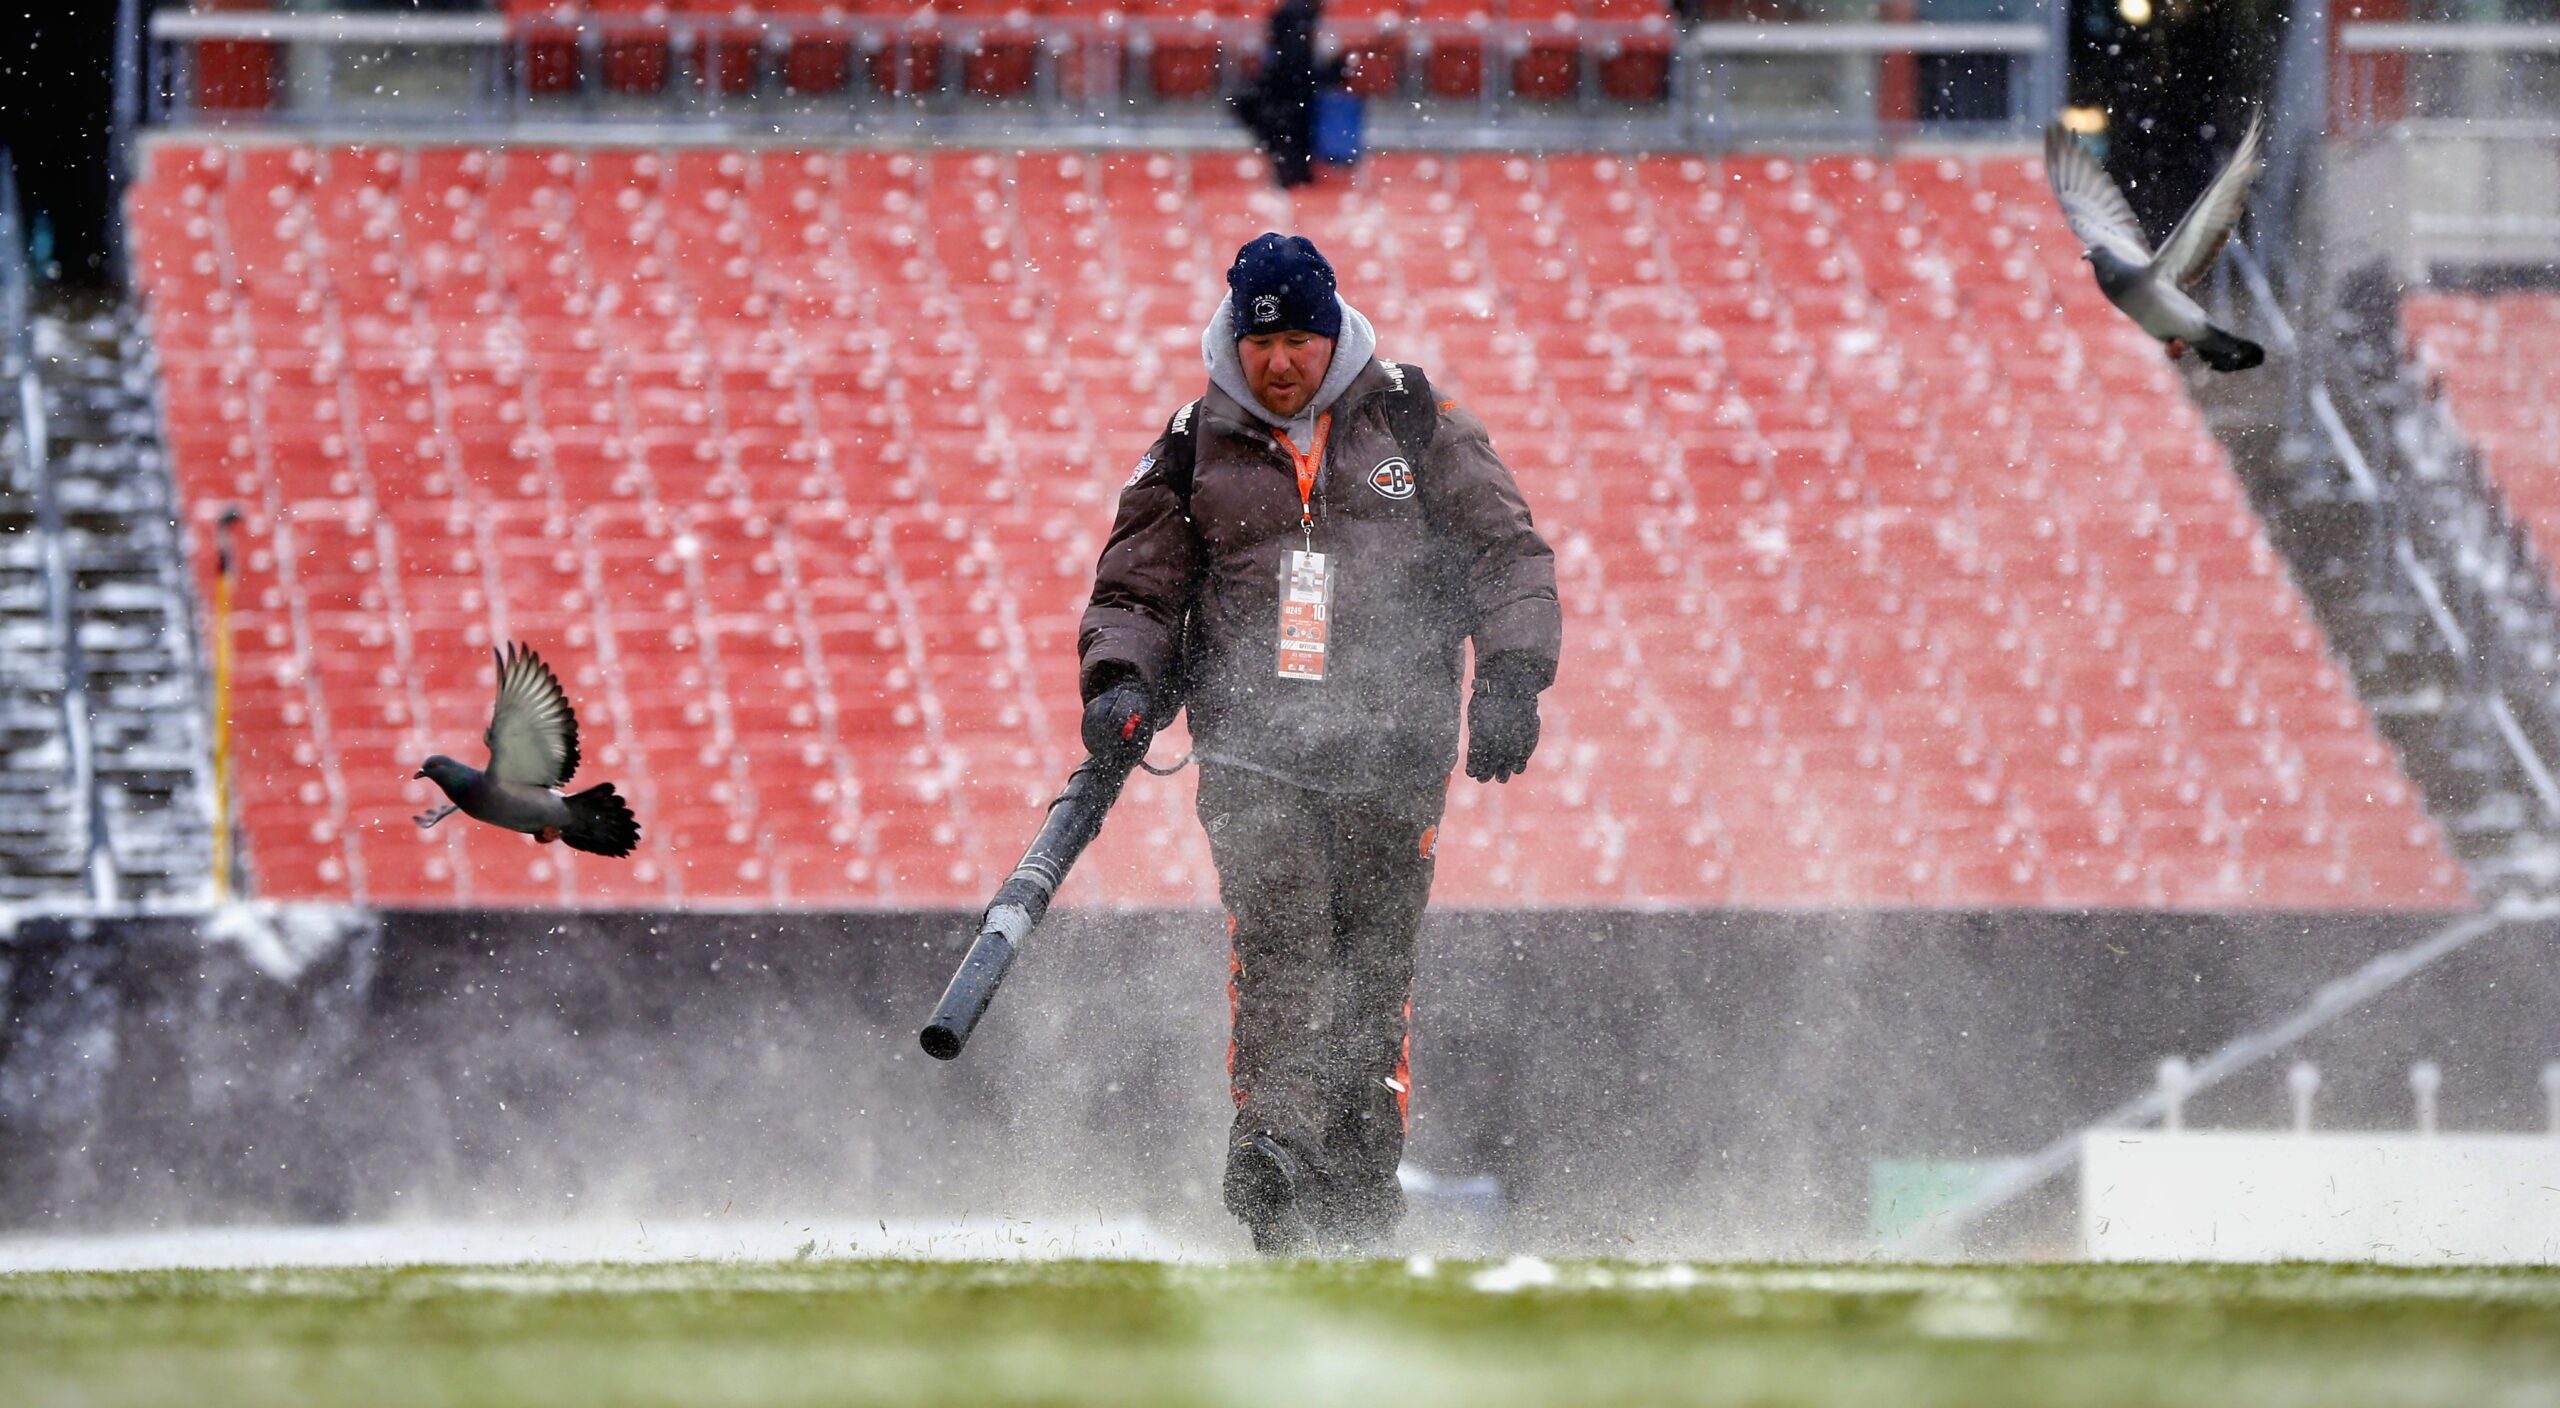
top-left (0, 1215), bottom-right (1195, 1275)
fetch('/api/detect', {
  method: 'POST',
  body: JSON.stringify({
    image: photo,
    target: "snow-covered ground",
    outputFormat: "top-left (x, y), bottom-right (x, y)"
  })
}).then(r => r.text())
top-left (0, 1215), bottom-right (1193, 1273)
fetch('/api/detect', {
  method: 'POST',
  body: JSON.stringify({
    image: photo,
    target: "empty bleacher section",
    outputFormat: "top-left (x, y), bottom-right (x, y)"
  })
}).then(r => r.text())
top-left (126, 139), bottom-right (2465, 910)
top-left (0, 304), bottom-right (219, 903)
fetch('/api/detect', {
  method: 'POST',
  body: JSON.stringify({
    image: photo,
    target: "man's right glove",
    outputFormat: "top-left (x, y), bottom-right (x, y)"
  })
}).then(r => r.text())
top-left (1082, 678), bottom-right (1157, 763)
top-left (1465, 685), bottom-right (1541, 783)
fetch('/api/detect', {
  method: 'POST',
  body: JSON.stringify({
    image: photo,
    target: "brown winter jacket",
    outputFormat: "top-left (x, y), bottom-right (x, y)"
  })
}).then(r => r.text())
top-left (1079, 357), bottom-right (1561, 792)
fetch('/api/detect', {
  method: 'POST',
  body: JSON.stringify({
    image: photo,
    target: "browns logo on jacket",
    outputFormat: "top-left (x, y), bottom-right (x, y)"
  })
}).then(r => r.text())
top-left (1079, 356), bottom-right (1561, 793)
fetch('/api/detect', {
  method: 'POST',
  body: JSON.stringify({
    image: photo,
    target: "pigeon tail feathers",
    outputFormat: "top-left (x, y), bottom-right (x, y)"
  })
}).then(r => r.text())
top-left (561, 782), bottom-right (641, 858)
top-left (2193, 327), bottom-right (2265, 373)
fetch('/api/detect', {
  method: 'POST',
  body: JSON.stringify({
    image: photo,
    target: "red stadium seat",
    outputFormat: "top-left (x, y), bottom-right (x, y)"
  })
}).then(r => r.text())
top-left (763, 0), bottom-right (856, 94)
top-left (851, 0), bottom-right (947, 95)
top-left (942, 0), bottom-right (1043, 96)
top-left (586, 0), bottom-right (677, 95)
top-left (501, 1), bottom-right (588, 95)
top-left (1587, 0), bottom-right (1671, 102)
top-left (1504, 0), bottom-right (1580, 103)
top-left (1037, 0), bottom-right (1134, 101)
top-left (677, 1), bottom-right (768, 95)
top-left (193, 0), bottom-right (282, 110)
top-left (1331, 0), bottom-right (1412, 97)
top-left (1414, 0), bottom-right (1489, 98)
top-left (1129, 0), bottom-right (1235, 100)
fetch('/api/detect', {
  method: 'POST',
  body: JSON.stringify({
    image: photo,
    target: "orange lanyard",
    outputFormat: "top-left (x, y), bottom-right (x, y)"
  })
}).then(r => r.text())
top-left (1271, 413), bottom-right (1332, 547)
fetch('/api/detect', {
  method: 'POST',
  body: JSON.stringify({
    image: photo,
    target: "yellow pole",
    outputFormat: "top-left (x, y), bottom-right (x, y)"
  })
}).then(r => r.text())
top-left (211, 508), bottom-right (238, 902)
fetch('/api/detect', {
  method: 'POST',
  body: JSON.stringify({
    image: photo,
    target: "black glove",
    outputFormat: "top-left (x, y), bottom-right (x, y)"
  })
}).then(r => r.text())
top-left (1082, 679), bottom-right (1156, 762)
top-left (1465, 686), bottom-right (1541, 783)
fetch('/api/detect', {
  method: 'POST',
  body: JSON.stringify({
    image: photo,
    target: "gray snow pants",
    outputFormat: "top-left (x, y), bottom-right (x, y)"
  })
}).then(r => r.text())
top-left (1195, 762), bottom-right (1446, 1246)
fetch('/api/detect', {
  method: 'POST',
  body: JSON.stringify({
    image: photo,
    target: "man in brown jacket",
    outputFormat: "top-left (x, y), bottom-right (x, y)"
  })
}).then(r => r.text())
top-left (1078, 233), bottom-right (1561, 1254)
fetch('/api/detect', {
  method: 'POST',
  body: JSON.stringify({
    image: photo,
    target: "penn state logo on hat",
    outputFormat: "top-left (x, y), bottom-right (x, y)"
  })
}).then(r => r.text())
top-left (1369, 456), bottom-right (1415, 500)
top-left (1251, 294), bottom-right (1282, 326)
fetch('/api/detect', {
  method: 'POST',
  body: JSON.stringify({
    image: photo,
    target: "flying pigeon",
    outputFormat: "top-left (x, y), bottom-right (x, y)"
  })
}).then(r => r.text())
top-left (414, 643), bottom-right (640, 857)
top-left (2045, 113), bottom-right (2266, 372)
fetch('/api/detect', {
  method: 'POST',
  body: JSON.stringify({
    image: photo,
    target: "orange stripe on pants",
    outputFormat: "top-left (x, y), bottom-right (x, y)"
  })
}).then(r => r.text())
top-left (1226, 913), bottom-right (1246, 1108)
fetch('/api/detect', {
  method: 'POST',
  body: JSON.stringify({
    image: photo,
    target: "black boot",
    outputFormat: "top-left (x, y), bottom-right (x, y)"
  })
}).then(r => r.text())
top-left (1224, 1130), bottom-right (1314, 1257)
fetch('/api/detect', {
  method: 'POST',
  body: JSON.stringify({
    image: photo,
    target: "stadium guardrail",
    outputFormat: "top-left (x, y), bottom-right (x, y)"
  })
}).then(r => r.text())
top-left (138, 9), bottom-right (2056, 148)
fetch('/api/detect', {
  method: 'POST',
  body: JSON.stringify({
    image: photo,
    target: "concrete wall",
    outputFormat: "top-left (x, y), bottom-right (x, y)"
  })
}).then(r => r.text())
top-left (2321, 128), bottom-right (2560, 283)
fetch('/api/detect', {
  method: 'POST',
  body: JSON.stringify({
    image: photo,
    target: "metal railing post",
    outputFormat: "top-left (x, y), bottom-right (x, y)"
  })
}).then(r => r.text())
top-left (212, 507), bottom-right (240, 902)
top-left (2041, 0), bottom-right (2067, 124)
top-left (109, 0), bottom-right (142, 290)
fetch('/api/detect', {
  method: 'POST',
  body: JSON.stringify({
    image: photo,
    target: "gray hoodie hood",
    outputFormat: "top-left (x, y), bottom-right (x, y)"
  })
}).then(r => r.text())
top-left (1201, 293), bottom-right (1379, 445)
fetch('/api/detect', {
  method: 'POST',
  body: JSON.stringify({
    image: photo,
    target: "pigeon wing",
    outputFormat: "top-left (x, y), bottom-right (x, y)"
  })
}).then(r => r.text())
top-left (2043, 124), bottom-right (2150, 266)
top-left (2152, 110), bottom-right (2264, 290)
top-left (483, 643), bottom-right (581, 789)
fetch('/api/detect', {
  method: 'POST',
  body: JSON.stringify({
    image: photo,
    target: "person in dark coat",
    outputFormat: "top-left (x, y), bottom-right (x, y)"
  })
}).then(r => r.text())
top-left (1234, 0), bottom-right (1330, 188)
top-left (1079, 235), bottom-right (1562, 1254)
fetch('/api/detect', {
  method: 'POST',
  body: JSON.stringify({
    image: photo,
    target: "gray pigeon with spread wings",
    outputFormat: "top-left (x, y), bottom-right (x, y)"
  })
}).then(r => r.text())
top-left (414, 643), bottom-right (640, 857)
top-left (2045, 113), bottom-right (2266, 372)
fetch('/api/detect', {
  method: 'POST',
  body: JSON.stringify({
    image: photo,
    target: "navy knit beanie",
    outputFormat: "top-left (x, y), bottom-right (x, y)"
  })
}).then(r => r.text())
top-left (1228, 233), bottom-right (1342, 341)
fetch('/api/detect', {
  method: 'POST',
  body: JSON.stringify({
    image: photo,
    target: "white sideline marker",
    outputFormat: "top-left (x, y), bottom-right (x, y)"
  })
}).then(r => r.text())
top-left (2081, 1131), bottom-right (2560, 1265)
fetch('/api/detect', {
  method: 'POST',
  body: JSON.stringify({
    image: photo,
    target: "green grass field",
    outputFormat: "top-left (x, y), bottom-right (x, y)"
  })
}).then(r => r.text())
top-left (8, 1258), bottom-right (2560, 1408)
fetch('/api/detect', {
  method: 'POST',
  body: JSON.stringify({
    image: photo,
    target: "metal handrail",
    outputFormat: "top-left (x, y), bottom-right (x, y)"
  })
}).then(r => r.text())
top-left (148, 12), bottom-right (505, 43)
top-left (138, 9), bottom-right (2054, 145)
top-left (2338, 21), bottom-right (2560, 53)
top-left (1683, 21), bottom-right (2045, 52)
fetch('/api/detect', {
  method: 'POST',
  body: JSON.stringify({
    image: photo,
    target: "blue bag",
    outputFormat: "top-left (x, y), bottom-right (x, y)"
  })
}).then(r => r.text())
top-left (1312, 88), bottom-right (1364, 167)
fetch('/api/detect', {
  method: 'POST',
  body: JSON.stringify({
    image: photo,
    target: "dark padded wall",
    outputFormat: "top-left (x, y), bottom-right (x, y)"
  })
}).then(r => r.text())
top-left (1, 905), bottom-right (2548, 1254)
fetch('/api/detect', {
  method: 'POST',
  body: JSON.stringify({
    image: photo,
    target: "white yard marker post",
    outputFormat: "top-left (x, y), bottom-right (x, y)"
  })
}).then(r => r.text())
top-left (2410, 1061), bottom-right (2442, 1136)
top-left (2157, 1057), bottom-right (2192, 1132)
top-left (2286, 1060), bottom-right (2320, 1134)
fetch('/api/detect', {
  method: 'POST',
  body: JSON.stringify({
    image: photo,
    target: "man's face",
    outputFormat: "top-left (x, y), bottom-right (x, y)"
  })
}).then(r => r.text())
top-left (1238, 331), bottom-right (1335, 419)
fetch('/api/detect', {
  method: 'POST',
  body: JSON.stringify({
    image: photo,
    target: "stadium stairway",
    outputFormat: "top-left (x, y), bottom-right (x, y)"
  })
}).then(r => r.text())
top-left (2374, 278), bottom-right (2560, 891)
top-left (125, 141), bottom-right (2469, 912)
top-left (0, 316), bottom-right (76, 895)
top-left (0, 301), bottom-right (218, 903)
top-left (2183, 264), bottom-right (2560, 898)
